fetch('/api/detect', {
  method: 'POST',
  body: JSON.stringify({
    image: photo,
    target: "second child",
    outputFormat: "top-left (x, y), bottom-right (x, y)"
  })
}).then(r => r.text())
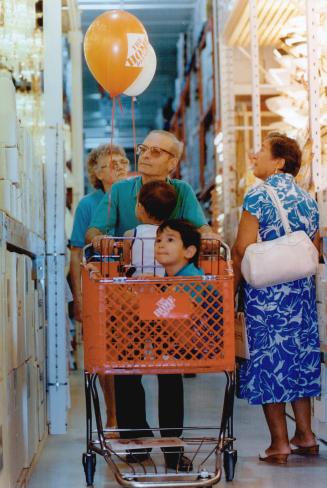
top-left (123, 180), bottom-right (177, 276)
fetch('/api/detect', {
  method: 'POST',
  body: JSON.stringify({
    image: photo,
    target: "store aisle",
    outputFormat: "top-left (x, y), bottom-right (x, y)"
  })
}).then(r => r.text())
top-left (29, 372), bottom-right (327, 488)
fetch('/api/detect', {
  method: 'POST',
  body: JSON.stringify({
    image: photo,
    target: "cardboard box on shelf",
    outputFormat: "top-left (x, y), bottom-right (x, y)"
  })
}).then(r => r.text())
top-left (5, 251), bottom-right (18, 374)
top-left (23, 360), bottom-right (39, 468)
top-left (0, 146), bottom-right (19, 184)
top-left (18, 127), bottom-right (33, 177)
top-left (16, 254), bottom-right (27, 367)
top-left (25, 256), bottom-right (36, 360)
top-left (313, 395), bottom-right (327, 423)
top-left (0, 72), bottom-right (18, 147)
top-left (6, 367), bottom-right (25, 487)
top-left (0, 252), bottom-right (5, 383)
top-left (0, 379), bottom-right (13, 488)
top-left (0, 179), bottom-right (13, 215)
top-left (36, 360), bottom-right (47, 442)
top-left (14, 184), bottom-right (23, 223)
top-left (34, 284), bottom-right (46, 364)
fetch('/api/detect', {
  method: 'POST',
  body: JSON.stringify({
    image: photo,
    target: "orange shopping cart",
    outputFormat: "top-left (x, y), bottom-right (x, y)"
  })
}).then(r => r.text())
top-left (81, 237), bottom-right (236, 487)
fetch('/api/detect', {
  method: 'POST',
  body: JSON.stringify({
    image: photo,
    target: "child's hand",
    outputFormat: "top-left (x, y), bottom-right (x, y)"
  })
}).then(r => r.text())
top-left (133, 273), bottom-right (154, 279)
top-left (86, 263), bottom-right (101, 277)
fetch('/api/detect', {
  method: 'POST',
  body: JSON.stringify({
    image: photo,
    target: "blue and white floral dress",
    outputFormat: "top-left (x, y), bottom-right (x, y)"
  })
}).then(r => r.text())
top-left (239, 173), bottom-right (321, 405)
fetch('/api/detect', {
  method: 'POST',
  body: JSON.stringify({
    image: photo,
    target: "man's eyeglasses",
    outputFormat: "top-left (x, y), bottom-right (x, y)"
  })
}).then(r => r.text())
top-left (136, 144), bottom-right (176, 159)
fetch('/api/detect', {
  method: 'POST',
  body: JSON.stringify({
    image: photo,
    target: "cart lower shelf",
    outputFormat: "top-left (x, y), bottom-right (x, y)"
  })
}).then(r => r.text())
top-left (82, 371), bottom-right (236, 487)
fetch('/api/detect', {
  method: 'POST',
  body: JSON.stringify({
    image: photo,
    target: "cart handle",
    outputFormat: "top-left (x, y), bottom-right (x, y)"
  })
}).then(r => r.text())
top-left (82, 237), bottom-right (232, 265)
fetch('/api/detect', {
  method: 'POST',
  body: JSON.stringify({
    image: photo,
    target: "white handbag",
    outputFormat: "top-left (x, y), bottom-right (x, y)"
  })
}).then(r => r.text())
top-left (241, 184), bottom-right (319, 289)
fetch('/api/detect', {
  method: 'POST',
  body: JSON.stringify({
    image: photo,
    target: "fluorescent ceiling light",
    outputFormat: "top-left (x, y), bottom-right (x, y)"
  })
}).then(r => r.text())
top-left (79, 3), bottom-right (195, 10)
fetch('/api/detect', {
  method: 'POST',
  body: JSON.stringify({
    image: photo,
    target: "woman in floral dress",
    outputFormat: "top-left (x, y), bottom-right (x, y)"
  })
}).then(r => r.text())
top-left (232, 133), bottom-right (321, 464)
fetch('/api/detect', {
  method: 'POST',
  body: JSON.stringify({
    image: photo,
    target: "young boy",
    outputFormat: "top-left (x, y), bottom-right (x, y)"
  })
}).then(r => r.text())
top-left (123, 181), bottom-right (177, 276)
top-left (154, 219), bottom-right (203, 277)
top-left (151, 219), bottom-right (203, 470)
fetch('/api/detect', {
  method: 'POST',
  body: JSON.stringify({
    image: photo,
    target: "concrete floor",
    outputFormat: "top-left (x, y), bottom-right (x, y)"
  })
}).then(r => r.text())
top-left (29, 371), bottom-right (327, 488)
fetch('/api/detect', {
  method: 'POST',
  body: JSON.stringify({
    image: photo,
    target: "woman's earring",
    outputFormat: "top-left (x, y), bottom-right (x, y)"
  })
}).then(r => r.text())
top-left (274, 167), bottom-right (278, 174)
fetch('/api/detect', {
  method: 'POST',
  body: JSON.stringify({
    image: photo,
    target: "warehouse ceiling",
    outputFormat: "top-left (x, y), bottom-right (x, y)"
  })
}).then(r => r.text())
top-left (77, 0), bottom-right (196, 152)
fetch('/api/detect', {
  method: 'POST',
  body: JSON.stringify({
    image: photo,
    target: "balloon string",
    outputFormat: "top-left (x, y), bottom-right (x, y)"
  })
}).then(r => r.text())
top-left (117, 95), bottom-right (124, 113)
top-left (132, 96), bottom-right (137, 173)
top-left (107, 96), bottom-right (116, 228)
top-left (111, 96), bottom-right (115, 149)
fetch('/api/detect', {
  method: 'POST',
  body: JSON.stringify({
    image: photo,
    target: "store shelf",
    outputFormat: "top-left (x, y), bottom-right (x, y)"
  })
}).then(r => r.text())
top-left (198, 179), bottom-right (215, 202)
top-left (200, 100), bottom-right (214, 126)
top-left (1, 211), bottom-right (45, 256)
top-left (170, 13), bottom-right (218, 197)
top-left (223, 0), bottom-right (298, 47)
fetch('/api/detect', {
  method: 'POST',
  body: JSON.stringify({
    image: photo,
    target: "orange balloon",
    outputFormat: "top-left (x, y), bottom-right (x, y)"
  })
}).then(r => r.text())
top-left (84, 10), bottom-right (149, 97)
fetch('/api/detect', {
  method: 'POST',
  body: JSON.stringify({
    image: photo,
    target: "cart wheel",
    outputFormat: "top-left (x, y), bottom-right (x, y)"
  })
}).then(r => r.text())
top-left (82, 452), bottom-right (96, 486)
top-left (224, 449), bottom-right (237, 482)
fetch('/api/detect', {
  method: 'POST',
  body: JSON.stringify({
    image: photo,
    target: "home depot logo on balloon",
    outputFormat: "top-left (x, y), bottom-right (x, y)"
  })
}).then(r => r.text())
top-left (84, 10), bottom-right (156, 98)
top-left (125, 34), bottom-right (148, 67)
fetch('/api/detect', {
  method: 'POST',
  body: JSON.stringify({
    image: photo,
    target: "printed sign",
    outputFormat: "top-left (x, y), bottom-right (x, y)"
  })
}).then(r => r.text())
top-left (139, 293), bottom-right (193, 320)
top-left (125, 33), bottom-right (148, 68)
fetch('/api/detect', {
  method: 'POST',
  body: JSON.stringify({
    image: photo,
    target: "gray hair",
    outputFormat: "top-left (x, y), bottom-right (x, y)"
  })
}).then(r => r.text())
top-left (149, 130), bottom-right (184, 161)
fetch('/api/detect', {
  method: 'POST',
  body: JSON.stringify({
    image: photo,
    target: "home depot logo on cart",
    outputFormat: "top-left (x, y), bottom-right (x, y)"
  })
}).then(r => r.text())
top-left (154, 296), bottom-right (176, 318)
top-left (139, 293), bottom-right (193, 320)
top-left (125, 34), bottom-right (148, 68)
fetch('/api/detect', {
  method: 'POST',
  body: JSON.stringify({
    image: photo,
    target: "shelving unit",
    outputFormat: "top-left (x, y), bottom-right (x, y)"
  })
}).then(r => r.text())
top-left (170, 13), bottom-right (218, 223)
top-left (0, 212), bottom-right (47, 488)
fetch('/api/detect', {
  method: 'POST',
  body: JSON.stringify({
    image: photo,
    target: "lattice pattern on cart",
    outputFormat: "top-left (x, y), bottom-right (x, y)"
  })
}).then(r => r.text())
top-left (83, 275), bottom-right (234, 375)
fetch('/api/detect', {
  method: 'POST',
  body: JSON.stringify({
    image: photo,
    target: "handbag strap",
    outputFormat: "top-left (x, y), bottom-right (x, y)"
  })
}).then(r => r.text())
top-left (264, 184), bottom-right (292, 235)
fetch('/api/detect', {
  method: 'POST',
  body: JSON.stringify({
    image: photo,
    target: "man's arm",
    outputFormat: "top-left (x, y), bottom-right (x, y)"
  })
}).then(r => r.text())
top-left (86, 184), bottom-right (119, 246)
top-left (69, 247), bottom-right (83, 322)
top-left (199, 225), bottom-right (222, 240)
top-left (85, 226), bottom-right (102, 244)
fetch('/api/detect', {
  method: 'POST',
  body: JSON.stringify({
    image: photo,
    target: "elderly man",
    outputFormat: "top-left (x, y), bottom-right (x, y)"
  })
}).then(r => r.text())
top-left (86, 130), bottom-right (216, 243)
top-left (86, 130), bottom-right (219, 471)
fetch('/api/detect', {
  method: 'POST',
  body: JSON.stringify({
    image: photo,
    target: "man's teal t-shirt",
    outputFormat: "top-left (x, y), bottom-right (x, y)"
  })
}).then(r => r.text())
top-left (70, 189), bottom-right (105, 248)
top-left (89, 176), bottom-right (207, 236)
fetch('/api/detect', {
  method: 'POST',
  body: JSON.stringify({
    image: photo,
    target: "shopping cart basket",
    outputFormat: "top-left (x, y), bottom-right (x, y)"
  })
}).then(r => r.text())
top-left (81, 237), bottom-right (236, 487)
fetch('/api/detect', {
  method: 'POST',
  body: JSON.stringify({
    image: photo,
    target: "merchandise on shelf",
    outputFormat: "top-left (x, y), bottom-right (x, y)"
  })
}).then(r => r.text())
top-left (0, 71), bottom-right (18, 147)
top-left (23, 358), bottom-right (39, 467)
top-left (192, 0), bottom-right (210, 47)
top-left (0, 73), bottom-right (45, 237)
top-left (313, 363), bottom-right (327, 423)
top-left (200, 30), bottom-right (213, 113)
top-left (170, 2), bottom-right (217, 213)
top-left (1, 244), bottom-right (46, 486)
top-left (0, 0), bottom-right (43, 82)
top-left (316, 264), bottom-right (327, 344)
top-left (204, 124), bottom-right (215, 188)
top-left (176, 32), bottom-right (186, 81)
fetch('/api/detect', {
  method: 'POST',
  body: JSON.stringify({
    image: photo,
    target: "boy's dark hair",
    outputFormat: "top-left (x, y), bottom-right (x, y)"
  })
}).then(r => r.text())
top-left (138, 180), bottom-right (177, 222)
top-left (157, 219), bottom-right (201, 266)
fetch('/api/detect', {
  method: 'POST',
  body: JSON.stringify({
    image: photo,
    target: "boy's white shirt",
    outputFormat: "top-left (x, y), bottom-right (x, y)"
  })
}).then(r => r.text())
top-left (131, 224), bottom-right (165, 276)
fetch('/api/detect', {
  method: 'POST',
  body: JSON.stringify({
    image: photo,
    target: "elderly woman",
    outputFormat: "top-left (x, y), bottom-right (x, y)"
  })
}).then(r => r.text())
top-left (232, 133), bottom-right (320, 464)
top-left (70, 143), bottom-right (129, 429)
